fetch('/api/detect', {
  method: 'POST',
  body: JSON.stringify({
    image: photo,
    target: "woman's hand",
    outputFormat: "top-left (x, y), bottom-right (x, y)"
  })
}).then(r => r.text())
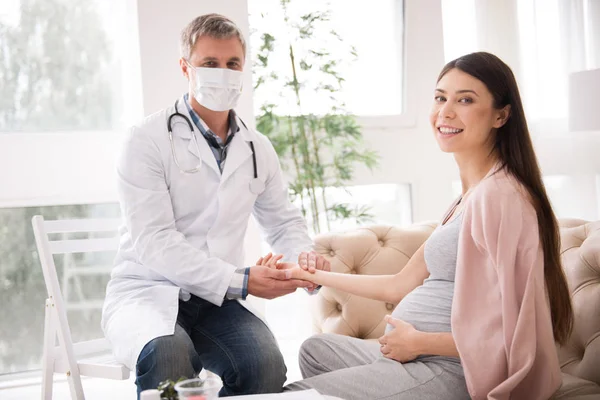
top-left (297, 251), bottom-right (330, 292)
top-left (298, 251), bottom-right (331, 273)
top-left (378, 315), bottom-right (421, 363)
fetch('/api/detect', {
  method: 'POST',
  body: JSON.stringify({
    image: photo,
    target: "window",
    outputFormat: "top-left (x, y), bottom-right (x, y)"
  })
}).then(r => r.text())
top-left (0, 203), bottom-right (120, 375)
top-left (0, 0), bottom-right (138, 133)
top-left (0, 0), bottom-right (138, 376)
top-left (249, 0), bottom-right (405, 117)
top-left (440, 0), bottom-right (477, 63)
top-left (517, 0), bottom-right (571, 121)
top-left (293, 183), bottom-right (413, 235)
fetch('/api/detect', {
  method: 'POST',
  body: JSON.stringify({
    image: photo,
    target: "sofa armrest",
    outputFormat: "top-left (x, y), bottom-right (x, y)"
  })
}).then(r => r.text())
top-left (557, 219), bottom-right (600, 387)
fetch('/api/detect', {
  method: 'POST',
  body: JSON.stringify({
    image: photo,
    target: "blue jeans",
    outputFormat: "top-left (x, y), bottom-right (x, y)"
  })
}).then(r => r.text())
top-left (135, 296), bottom-right (287, 398)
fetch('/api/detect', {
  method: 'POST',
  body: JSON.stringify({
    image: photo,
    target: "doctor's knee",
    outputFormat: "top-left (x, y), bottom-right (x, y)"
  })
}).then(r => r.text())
top-left (222, 346), bottom-right (286, 395)
top-left (136, 327), bottom-right (201, 385)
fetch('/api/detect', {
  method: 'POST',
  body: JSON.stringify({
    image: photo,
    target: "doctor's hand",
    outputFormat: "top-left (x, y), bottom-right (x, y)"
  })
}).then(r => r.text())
top-left (247, 265), bottom-right (313, 300)
top-left (256, 252), bottom-right (284, 268)
top-left (378, 315), bottom-right (421, 363)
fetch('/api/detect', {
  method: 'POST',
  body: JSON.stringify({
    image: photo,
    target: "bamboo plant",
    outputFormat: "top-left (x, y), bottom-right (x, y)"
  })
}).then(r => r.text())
top-left (251, 0), bottom-right (379, 234)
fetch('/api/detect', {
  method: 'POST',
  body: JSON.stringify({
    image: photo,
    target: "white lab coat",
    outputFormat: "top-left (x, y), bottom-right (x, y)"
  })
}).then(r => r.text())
top-left (101, 95), bottom-right (312, 370)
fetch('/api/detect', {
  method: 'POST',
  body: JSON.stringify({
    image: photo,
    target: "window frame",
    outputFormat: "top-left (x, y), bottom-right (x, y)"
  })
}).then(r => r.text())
top-left (248, 0), bottom-right (415, 130)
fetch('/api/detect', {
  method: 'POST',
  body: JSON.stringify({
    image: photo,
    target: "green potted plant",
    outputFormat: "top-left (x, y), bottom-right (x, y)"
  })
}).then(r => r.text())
top-left (157, 377), bottom-right (188, 399)
top-left (251, 0), bottom-right (379, 234)
top-left (157, 375), bottom-right (221, 399)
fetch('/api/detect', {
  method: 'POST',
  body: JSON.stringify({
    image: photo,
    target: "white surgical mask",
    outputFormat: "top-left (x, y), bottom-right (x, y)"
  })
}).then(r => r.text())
top-left (189, 65), bottom-right (243, 112)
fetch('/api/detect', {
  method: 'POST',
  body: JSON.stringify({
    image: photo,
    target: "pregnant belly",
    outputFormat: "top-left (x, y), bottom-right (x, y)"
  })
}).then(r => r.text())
top-left (385, 281), bottom-right (454, 334)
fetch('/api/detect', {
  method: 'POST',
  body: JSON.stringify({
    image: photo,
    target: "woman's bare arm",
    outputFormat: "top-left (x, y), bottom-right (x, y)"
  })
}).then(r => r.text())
top-left (290, 243), bottom-right (430, 304)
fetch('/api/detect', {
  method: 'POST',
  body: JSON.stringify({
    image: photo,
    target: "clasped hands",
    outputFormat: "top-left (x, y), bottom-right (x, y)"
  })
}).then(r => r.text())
top-left (246, 251), bottom-right (329, 300)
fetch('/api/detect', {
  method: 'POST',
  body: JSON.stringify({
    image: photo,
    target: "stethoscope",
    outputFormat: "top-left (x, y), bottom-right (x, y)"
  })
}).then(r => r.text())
top-left (167, 99), bottom-right (265, 194)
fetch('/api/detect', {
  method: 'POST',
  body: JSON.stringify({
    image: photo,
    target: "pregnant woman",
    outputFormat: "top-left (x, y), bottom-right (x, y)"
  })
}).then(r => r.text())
top-left (281, 52), bottom-right (573, 400)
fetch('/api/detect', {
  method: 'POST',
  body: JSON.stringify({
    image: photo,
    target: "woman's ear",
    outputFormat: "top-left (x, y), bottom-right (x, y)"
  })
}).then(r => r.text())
top-left (493, 104), bottom-right (511, 128)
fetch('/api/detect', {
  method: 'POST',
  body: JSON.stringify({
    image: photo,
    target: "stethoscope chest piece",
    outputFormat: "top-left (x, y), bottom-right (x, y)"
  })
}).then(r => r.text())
top-left (249, 178), bottom-right (265, 194)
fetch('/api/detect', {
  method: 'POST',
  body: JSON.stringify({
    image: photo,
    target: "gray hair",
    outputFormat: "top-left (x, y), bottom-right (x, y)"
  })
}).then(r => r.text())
top-left (180, 14), bottom-right (246, 60)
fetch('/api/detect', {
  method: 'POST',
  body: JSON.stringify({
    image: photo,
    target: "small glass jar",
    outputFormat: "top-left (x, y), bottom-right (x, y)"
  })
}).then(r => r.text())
top-left (174, 376), bottom-right (221, 400)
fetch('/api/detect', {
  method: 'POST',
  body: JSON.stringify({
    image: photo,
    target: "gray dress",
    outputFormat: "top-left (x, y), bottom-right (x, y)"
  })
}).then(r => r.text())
top-left (285, 212), bottom-right (470, 400)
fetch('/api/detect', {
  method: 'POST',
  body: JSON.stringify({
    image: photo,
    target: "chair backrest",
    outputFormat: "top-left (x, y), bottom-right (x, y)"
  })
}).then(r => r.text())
top-left (32, 216), bottom-right (121, 303)
top-left (31, 216), bottom-right (121, 354)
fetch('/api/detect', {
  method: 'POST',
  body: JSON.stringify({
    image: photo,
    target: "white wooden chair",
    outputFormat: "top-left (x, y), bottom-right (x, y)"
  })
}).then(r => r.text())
top-left (32, 215), bottom-right (130, 400)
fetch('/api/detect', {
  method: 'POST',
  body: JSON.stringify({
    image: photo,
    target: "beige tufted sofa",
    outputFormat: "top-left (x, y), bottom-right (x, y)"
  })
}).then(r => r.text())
top-left (312, 220), bottom-right (600, 399)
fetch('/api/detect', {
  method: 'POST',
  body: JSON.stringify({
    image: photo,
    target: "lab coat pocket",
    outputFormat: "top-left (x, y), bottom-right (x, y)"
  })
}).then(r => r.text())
top-left (233, 170), bottom-right (266, 197)
top-left (223, 173), bottom-right (261, 216)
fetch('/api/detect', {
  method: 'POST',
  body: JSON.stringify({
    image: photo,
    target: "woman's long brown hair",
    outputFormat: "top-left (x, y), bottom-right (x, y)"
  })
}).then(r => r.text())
top-left (438, 52), bottom-right (573, 345)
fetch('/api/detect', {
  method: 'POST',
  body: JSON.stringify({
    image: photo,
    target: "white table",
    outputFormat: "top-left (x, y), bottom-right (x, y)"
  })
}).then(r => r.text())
top-left (228, 389), bottom-right (344, 400)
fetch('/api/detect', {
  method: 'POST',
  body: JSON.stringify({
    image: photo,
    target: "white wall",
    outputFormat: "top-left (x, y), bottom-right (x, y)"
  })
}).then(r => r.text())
top-left (136, 0), bottom-right (256, 125)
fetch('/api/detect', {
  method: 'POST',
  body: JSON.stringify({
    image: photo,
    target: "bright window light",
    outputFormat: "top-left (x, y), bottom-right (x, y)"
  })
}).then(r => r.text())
top-left (0, 0), bottom-right (139, 133)
top-left (440, 0), bottom-right (477, 62)
top-left (249, 0), bottom-right (404, 116)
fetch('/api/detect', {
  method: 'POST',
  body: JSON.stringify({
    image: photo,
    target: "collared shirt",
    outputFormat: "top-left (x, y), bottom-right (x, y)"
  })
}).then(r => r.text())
top-left (183, 93), bottom-right (240, 173)
top-left (183, 94), bottom-right (249, 300)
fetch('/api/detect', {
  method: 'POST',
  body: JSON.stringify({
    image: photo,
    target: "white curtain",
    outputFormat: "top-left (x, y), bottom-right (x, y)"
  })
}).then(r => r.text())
top-left (441, 0), bottom-right (598, 124)
top-left (441, 0), bottom-right (600, 221)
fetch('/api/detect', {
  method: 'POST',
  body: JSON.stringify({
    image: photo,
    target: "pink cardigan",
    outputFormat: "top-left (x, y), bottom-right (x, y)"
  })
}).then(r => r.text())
top-left (451, 166), bottom-right (562, 399)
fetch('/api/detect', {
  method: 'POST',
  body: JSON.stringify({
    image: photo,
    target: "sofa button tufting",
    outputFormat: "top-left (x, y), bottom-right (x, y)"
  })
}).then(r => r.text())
top-left (386, 303), bottom-right (394, 311)
top-left (336, 304), bottom-right (342, 312)
top-left (378, 240), bottom-right (384, 246)
top-left (329, 250), bottom-right (335, 256)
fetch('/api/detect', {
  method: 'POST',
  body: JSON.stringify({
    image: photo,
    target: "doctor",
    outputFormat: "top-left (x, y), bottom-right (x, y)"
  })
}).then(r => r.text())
top-left (102, 13), bottom-right (330, 398)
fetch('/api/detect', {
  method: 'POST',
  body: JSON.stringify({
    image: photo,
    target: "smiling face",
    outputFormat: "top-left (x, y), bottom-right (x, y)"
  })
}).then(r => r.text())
top-left (430, 68), bottom-right (510, 156)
